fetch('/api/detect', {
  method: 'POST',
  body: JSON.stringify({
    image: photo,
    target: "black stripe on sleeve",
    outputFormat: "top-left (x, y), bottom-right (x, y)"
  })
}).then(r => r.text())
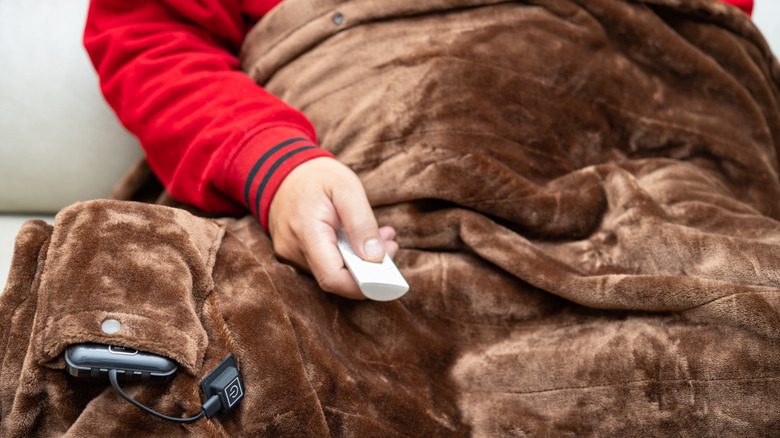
top-left (254, 146), bottom-right (317, 217)
top-left (243, 138), bottom-right (309, 214)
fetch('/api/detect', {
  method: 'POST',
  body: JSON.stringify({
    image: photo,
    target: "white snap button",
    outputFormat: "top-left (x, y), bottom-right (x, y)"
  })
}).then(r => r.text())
top-left (101, 319), bottom-right (122, 334)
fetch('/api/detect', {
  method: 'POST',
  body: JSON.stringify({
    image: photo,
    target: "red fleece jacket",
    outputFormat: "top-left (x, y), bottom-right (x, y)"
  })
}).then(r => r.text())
top-left (83, 0), bottom-right (754, 230)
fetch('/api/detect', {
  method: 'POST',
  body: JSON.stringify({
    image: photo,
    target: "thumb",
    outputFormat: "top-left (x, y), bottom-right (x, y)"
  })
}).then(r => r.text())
top-left (331, 175), bottom-right (385, 263)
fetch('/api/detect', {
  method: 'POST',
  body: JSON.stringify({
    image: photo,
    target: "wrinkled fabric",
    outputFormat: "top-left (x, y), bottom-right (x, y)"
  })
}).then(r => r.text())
top-left (2, 0), bottom-right (780, 436)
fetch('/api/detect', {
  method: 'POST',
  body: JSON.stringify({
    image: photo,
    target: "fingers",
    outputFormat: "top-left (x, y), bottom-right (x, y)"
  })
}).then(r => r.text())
top-left (267, 157), bottom-right (399, 299)
top-left (379, 226), bottom-right (399, 259)
top-left (271, 221), bottom-right (366, 299)
top-left (330, 175), bottom-right (386, 263)
top-left (298, 223), bottom-right (365, 299)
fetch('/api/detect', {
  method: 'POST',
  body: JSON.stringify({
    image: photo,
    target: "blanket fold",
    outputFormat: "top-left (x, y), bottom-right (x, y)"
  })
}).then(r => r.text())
top-left (242, 0), bottom-right (780, 341)
top-left (3, 0), bottom-right (780, 436)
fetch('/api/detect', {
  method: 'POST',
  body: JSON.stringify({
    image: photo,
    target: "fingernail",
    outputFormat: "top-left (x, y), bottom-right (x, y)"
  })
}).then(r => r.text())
top-left (364, 239), bottom-right (385, 260)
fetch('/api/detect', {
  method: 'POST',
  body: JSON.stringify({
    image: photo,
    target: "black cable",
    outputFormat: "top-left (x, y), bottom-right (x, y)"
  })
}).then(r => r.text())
top-left (108, 369), bottom-right (208, 424)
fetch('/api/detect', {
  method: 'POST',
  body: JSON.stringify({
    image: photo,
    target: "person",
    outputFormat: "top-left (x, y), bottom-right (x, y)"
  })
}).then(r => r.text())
top-left (83, 0), bottom-right (752, 299)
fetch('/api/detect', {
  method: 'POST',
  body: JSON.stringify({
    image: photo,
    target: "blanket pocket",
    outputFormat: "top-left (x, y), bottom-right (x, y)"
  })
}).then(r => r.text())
top-left (30, 200), bottom-right (225, 376)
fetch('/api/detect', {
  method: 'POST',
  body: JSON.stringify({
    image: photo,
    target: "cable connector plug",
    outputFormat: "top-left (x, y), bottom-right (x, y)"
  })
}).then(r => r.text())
top-left (199, 354), bottom-right (244, 420)
top-left (108, 353), bottom-right (244, 423)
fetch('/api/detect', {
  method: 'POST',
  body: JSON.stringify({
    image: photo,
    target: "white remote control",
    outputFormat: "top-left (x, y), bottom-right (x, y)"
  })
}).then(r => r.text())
top-left (336, 228), bottom-right (409, 301)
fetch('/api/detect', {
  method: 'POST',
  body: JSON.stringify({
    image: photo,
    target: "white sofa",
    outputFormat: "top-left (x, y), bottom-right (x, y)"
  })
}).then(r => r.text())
top-left (1, 0), bottom-right (779, 292)
top-left (0, 0), bottom-right (143, 291)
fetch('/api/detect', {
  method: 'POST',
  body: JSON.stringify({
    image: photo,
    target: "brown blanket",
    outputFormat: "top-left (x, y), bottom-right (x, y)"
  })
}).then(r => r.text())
top-left (2, 0), bottom-right (780, 436)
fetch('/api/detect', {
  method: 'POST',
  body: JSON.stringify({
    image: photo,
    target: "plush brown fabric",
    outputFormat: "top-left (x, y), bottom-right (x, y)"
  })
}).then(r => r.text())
top-left (2, 0), bottom-right (780, 435)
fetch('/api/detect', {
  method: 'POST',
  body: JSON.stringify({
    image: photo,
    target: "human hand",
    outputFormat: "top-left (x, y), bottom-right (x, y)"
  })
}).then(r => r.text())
top-left (267, 157), bottom-right (398, 299)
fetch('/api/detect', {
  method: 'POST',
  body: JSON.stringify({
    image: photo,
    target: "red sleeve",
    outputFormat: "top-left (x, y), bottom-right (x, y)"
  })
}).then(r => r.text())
top-left (719, 0), bottom-right (753, 15)
top-left (83, 0), bottom-right (333, 230)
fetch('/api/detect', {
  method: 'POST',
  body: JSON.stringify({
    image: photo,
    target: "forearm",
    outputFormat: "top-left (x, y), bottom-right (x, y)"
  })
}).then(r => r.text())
top-left (84, 0), bottom-right (332, 226)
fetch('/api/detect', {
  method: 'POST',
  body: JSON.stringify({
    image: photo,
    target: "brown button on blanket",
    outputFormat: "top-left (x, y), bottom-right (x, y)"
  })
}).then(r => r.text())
top-left (2, 0), bottom-right (780, 436)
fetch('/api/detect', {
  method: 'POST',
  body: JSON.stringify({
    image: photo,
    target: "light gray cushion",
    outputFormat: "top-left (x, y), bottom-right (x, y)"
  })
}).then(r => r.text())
top-left (0, 0), bottom-right (143, 213)
top-left (753, 0), bottom-right (780, 55)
